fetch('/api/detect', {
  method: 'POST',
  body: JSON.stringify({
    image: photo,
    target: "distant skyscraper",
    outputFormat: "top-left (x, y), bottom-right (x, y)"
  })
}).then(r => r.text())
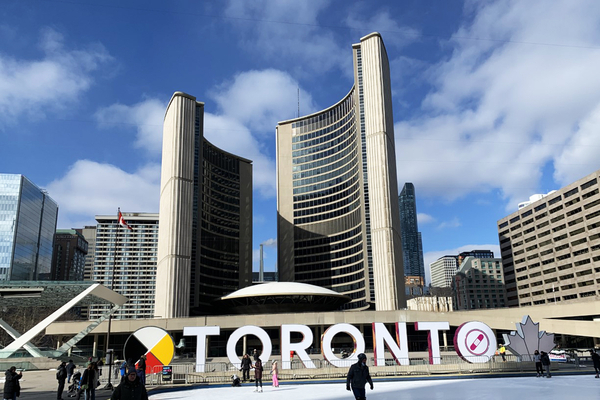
top-left (0, 174), bottom-right (58, 281)
top-left (78, 225), bottom-right (97, 282)
top-left (276, 33), bottom-right (405, 311)
top-left (398, 183), bottom-right (424, 278)
top-left (90, 212), bottom-right (158, 319)
top-left (155, 92), bottom-right (253, 318)
top-left (51, 229), bottom-right (88, 281)
top-left (429, 256), bottom-right (458, 288)
top-left (453, 257), bottom-right (506, 310)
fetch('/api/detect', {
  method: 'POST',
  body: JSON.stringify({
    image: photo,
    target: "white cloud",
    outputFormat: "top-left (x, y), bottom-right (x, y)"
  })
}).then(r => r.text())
top-left (345, 9), bottom-right (420, 49)
top-left (417, 213), bottom-right (435, 225)
top-left (395, 0), bottom-right (600, 209)
top-left (261, 238), bottom-right (277, 247)
top-left (436, 217), bottom-right (461, 230)
top-left (46, 160), bottom-right (160, 228)
top-left (0, 27), bottom-right (112, 126)
top-left (223, 0), bottom-right (348, 77)
top-left (423, 244), bottom-right (501, 286)
top-left (94, 98), bottom-right (165, 156)
top-left (210, 69), bottom-right (317, 134)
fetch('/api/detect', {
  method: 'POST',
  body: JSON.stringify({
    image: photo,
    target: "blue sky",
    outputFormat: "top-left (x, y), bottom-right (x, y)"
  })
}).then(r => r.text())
top-left (2, 0), bottom-right (600, 283)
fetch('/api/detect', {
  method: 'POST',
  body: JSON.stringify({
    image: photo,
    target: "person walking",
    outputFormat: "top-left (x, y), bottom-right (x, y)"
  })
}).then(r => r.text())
top-left (533, 350), bottom-right (543, 377)
top-left (136, 355), bottom-right (147, 386)
top-left (110, 370), bottom-right (148, 400)
top-left (253, 357), bottom-right (264, 392)
top-left (81, 362), bottom-right (98, 400)
top-left (591, 349), bottom-right (600, 378)
top-left (540, 351), bottom-right (551, 378)
top-left (66, 360), bottom-right (76, 384)
top-left (3, 366), bottom-right (22, 400)
top-left (57, 361), bottom-right (68, 400)
top-left (346, 353), bottom-right (373, 400)
top-left (240, 354), bottom-right (252, 382)
top-left (271, 360), bottom-right (279, 388)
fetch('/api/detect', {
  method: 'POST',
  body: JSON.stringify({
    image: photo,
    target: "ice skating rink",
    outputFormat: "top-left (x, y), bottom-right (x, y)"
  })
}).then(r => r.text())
top-left (149, 375), bottom-right (598, 400)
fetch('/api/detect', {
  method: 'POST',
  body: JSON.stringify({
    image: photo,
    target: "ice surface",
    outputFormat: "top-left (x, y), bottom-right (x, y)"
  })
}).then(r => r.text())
top-left (149, 375), bottom-right (598, 400)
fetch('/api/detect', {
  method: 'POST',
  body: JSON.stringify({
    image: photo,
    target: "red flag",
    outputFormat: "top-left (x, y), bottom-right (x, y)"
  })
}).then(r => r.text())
top-left (118, 209), bottom-right (133, 231)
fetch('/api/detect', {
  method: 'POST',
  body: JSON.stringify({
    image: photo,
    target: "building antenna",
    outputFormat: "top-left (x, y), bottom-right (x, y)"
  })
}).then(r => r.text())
top-left (297, 87), bottom-right (300, 118)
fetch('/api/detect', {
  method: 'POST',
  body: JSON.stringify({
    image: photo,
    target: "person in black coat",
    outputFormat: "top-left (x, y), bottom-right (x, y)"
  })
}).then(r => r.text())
top-left (136, 355), bottom-right (146, 386)
top-left (110, 370), bottom-right (148, 400)
top-left (56, 361), bottom-right (68, 400)
top-left (591, 349), bottom-right (600, 378)
top-left (346, 353), bottom-right (373, 400)
top-left (3, 367), bottom-right (22, 400)
top-left (253, 357), bottom-right (263, 392)
top-left (240, 354), bottom-right (252, 382)
top-left (66, 360), bottom-right (76, 383)
top-left (540, 351), bottom-right (551, 378)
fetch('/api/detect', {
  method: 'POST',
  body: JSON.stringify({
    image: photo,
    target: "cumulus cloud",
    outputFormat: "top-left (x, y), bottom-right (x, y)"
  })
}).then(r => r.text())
top-left (94, 98), bottom-right (165, 156)
top-left (210, 69), bottom-right (317, 134)
top-left (423, 243), bottom-right (501, 286)
top-left (395, 0), bottom-right (600, 210)
top-left (417, 213), bottom-right (435, 225)
top-left (0, 27), bottom-right (112, 126)
top-left (223, 0), bottom-right (348, 76)
top-left (46, 160), bottom-right (160, 228)
top-left (436, 217), bottom-right (461, 230)
top-left (261, 238), bottom-right (277, 247)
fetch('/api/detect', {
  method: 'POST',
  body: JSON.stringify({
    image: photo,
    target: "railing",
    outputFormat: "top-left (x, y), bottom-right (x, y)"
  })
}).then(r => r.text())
top-left (108, 353), bottom-right (591, 387)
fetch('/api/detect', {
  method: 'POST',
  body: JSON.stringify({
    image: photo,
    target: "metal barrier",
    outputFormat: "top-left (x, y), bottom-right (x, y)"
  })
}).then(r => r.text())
top-left (95, 353), bottom-right (593, 387)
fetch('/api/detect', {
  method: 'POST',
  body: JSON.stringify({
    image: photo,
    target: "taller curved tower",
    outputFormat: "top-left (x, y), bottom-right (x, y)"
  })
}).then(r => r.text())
top-left (277, 33), bottom-right (405, 310)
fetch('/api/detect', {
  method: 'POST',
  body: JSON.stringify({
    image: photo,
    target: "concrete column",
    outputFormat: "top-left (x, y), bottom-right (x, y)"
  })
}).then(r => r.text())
top-left (243, 335), bottom-right (247, 355)
top-left (92, 334), bottom-right (98, 357)
top-left (443, 331), bottom-right (448, 350)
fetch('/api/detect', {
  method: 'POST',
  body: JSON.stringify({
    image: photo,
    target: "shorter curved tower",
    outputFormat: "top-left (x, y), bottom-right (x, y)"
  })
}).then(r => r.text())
top-left (155, 92), bottom-right (252, 318)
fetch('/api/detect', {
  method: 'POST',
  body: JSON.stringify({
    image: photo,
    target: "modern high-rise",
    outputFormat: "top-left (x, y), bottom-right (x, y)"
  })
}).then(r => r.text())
top-left (0, 174), bottom-right (58, 281)
top-left (89, 213), bottom-right (158, 319)
top-left (399, 183), bottom-right (424, 278)
top-left (78, 226), bottom-right (97, 281)
top-left (276, 33), bottom-right (405, 311)
top-left (51, 229), bottom-right (88, 281)
top-left (498, 169), bottom-right (600, 307)
top-left (429, 256), bottom-right (458, 288)
top-left (155, 92), bottom-right (253, 318)
top-left (453, 257), bottom-right (506, 310)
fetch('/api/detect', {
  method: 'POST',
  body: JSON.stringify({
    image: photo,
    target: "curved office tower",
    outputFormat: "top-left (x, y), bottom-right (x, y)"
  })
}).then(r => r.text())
top-left (277, 33), bottom-right (405, 310)
top-left (155, 92), bottom-right (252, 318)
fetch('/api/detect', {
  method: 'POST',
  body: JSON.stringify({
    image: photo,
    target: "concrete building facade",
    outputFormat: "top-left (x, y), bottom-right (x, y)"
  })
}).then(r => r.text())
top-left (429, 256), bottom-right (458, 288)
top-left (0, 174), bottom-right (58, 281)
top-left (399, 183), bottom-right (425, 279)
top-left (155, 92), bottom-right (253, 318)
top-left (51, 229), bottom-right (88, 281)
top-left (453, 257), bottom-right (507, 310)
top-left (276, 33), bottom-right (405, 311)
top-left (498, 169), bottom-right (600, 307)
top-left (89, 213), bottom-right (158, 319)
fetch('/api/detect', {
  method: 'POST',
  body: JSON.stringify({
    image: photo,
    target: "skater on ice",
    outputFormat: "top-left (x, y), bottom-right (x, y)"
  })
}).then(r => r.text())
top-left (346, 353), bottom-right (373, 400)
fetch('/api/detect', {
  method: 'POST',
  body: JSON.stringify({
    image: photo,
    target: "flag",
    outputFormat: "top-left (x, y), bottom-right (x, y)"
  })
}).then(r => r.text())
top-left (118, 208), bottom-right (133, 231)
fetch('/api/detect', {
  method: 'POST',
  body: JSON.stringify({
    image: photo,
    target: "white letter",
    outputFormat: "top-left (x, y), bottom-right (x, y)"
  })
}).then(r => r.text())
top-left (415, 321), bottom-right (449, 365)
top-left (281, 324), bottom-right (316, 369)
top-left (372, 322), bottom-right (409, 366)
top-left (322, 323), bottom-right (365, 368)
top-left (183, 326), bottom-right (220, 372)
top-left (454, 321), bottom-right (497, 363)
top-left (227, 326), bottom-right (272, 367)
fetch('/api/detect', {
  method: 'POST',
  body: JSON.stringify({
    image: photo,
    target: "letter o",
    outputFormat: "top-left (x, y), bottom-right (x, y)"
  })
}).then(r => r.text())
top-left (454, 321), bottom-right (497, 363)
top-left (322, 323), bottom-right (365, 368)
top-left (227, 325), bottom-right (272, 367)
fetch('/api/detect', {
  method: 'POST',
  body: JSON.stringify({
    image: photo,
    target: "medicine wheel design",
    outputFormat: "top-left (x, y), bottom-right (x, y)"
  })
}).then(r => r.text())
top-left (123, 326), bottom-right (175, 373)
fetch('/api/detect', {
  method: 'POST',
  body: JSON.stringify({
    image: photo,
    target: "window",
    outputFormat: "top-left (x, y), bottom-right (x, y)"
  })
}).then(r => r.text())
top-left (581, 178), bottom-right (598, 191)
top-left (564, 187), bottom-right (579, 198)
top-left (548, 196), bottom-right (562, 205)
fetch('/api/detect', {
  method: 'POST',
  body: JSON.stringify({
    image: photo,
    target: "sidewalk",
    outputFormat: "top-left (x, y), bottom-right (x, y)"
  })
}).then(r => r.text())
top-left (9, 369), bottom-right (120, 400)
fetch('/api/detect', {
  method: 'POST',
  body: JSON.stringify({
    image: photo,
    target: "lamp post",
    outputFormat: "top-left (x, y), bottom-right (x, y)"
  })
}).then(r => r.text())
top-left (103, 216), bottom-right (121, 390)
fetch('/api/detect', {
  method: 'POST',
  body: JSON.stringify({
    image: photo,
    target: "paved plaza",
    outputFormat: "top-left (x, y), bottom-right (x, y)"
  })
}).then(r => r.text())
top-left (149, 375), bottom-right (599, 400)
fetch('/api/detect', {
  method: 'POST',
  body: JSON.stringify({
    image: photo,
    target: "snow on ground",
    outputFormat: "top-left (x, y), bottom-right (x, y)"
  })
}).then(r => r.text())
top-left (149, 375), bottom-right (599, 400)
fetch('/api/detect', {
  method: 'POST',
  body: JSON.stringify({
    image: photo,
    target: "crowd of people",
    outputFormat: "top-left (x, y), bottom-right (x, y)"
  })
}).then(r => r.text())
top-left (233, 349), bottom-right (279, 392)
top-left (47, 355), bottom-right (149, 400)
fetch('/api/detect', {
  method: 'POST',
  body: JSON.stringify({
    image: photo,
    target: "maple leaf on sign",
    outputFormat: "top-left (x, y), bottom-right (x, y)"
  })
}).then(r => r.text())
top-left (502, 315), bottom-right (555, 361)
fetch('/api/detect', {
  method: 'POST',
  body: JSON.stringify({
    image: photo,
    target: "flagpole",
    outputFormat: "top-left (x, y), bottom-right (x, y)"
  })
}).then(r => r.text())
top-left (104, 208), bottom-right (120, 390)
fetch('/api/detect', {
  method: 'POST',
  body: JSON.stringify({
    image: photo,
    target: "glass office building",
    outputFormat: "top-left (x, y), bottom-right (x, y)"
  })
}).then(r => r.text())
top-left (399, 183), bottom-right (425, 278)
top-left (0, 174), bottom-right (58, 281)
